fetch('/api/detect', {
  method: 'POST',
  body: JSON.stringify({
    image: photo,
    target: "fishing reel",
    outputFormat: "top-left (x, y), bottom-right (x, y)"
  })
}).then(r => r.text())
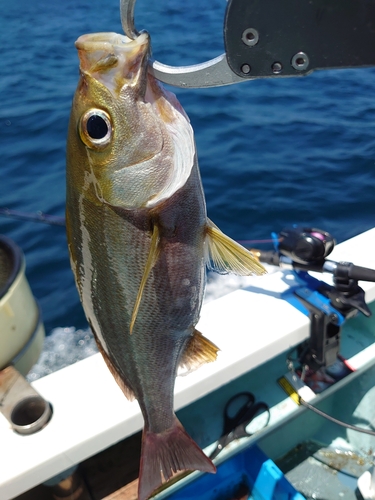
top-left (277, 226), bottom-right (335, 265)
top-left (252, 226), bottom-right (375, 371)
top-left (253, 226), bottom-right (336, 272)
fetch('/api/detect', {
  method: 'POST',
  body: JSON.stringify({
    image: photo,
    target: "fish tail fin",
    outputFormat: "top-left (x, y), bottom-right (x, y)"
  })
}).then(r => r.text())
top-left (138, 417), bottom-right (216, 500)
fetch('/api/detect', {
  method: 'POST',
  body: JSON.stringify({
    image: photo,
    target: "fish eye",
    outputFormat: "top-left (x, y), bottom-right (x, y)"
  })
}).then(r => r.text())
top-left (79, 109), bottom-right (112, 149)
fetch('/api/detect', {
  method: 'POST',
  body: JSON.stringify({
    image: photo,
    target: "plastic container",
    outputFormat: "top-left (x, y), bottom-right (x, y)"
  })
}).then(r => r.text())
top-left (161, 445), bottom-right (305, 500)
top-left (0, 235), bottom-right (45, 375)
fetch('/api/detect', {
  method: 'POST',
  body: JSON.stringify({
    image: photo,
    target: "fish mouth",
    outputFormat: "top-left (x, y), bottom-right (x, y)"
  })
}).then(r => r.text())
top-left (75, 32), bottom-right (150, 95)
top-left (75, 32), bottom-right (148, 54)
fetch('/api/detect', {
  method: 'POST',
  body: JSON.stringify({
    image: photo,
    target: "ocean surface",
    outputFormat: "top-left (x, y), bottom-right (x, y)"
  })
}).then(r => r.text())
top-left (1, 0), bottom-right (375, 374)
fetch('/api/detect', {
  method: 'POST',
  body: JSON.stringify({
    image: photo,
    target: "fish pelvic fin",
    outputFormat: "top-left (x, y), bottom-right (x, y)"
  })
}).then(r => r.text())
top-left (204, 219), bottom-right (267, 276)
top-left (179, 329), bottom-right (219, 374)
top-left (130, 223), bottom-right (161, 334)
top-left (138, 417), bottom-right (216, 500)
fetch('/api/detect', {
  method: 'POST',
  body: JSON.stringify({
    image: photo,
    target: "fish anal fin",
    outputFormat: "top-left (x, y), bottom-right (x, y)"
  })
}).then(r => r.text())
top-left (138, 417), bottom-right (216, 500)
top-left (205, 218), bottom-right (267, 276)
top-left (179, 329), bottom-right (219, 374)
top-left (130, 223), bottom-right (161, 334)
top-left (91, 325), bottom-right (136, 401)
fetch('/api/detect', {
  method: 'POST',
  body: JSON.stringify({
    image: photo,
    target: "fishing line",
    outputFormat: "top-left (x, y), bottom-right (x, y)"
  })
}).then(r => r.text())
top-left (300, 397), bottom-right (375, 437)
top-left (0, 208), bottom-right (65, 226)
top-left (237, 238), bottom-right (280, 244)
top-left (0, 209), bottom-right (277, 245)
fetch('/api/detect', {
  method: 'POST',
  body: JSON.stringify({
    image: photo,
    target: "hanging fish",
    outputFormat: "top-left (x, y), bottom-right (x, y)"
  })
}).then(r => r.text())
top-left (66, 32), bottom-right (265, 500)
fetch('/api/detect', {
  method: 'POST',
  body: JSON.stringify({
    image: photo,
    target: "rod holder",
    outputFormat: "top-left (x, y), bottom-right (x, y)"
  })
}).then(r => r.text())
top-left (0, 365), bottom-right (52, 435)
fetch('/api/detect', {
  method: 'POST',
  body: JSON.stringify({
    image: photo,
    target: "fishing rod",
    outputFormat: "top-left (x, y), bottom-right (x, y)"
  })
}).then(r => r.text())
top-left (251, 225), bottom-right (375, 369)
top-left (250, 226), bottom-right (375, 284)
top-left (0, 208), bottom-right (280, 244)
top-left (0, 208), bottom-right (66, 227)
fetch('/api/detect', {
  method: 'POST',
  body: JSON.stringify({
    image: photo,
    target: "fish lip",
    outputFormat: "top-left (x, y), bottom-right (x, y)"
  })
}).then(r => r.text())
top-left (75, 31), bottom-right (150, 96)
top-left (75, 31), bottom-right (149, 52)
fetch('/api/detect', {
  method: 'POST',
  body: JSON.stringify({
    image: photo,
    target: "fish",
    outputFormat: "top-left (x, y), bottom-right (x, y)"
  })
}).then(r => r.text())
top-left (66, 31), bottom-right (265, 500)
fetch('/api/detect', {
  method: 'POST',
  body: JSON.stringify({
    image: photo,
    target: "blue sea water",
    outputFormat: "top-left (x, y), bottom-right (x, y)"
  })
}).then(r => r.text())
top-left (1, 0), bottom-right (375, 339)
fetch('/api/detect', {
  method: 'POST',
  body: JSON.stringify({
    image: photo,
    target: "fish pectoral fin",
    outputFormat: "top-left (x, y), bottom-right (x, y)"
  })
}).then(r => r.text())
top-left (204, 218), bottom-right (267, 276)
top-left (178, 329), bottom-right (219, 375)
top-left (130, 223), bottom-right (161, 334)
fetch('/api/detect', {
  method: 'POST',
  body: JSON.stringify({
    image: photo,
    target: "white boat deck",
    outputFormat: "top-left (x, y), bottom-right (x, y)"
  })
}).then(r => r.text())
top-left (1, 228), bottom-right (375, 499)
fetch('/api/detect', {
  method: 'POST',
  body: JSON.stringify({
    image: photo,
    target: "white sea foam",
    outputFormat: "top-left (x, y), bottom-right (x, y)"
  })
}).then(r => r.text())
top-left (26, 326), bottom-right (98, 382)
top-left (205, 271), bottom-right (260, 303)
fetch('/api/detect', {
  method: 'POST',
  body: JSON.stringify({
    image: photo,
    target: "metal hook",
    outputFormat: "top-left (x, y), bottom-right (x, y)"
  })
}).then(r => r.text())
top-left (120, 0), bottom-right (139, 39)
top-left (118, 0), bottom-right (243, 87)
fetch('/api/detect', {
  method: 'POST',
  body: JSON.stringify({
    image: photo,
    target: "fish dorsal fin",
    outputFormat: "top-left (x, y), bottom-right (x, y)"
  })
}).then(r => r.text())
top-left (204, 219), bottom-right (266, 276)
top-left (178, 329), bottom-right (219, 375)
top-left (130, 223), bottom-right (161, 334)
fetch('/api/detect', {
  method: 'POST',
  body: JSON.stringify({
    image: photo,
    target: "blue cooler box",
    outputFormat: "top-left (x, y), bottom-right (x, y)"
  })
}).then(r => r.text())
top-left (164, 444), bottom-right (305, 500)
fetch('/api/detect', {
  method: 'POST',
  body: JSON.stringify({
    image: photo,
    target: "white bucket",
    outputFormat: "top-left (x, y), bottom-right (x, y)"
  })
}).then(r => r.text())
top-left (0, 235), bottom-right (45, 375)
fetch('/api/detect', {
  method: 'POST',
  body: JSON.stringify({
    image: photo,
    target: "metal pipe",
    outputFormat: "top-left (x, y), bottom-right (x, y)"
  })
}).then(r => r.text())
top-left (0, 365), bottom-right (52, 435)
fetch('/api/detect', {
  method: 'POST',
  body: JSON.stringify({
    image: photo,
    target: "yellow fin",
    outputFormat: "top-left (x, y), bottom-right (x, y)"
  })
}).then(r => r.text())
top-left (179, 329), bottom-right (219, 374)
top-left (130, 224), bottom-right (161, 334)
top-left (205, 219), bottom-right (266, 276)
